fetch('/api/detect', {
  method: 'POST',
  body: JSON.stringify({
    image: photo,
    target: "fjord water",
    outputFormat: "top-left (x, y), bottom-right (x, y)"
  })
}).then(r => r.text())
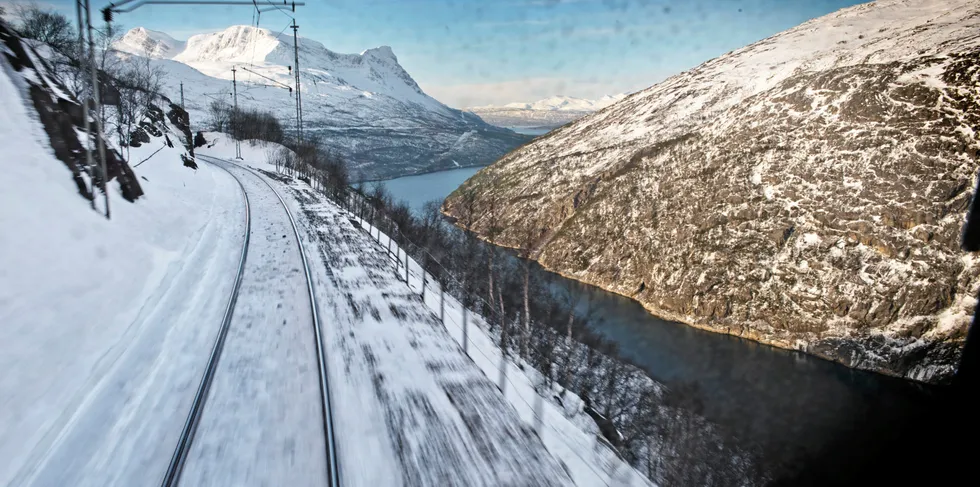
top-left (381, 167), bottom-right (943, 479)
top-left (377, 166), bottom-right (482, 214)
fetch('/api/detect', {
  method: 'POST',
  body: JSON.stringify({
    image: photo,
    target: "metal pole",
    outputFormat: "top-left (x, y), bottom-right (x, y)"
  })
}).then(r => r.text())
top-left (86, 0), bottom-right (110, 219)
top-left (77, 1), bottom-right (96, 209)
top-left (180, 81), bottom-right (193, 156)
top-left (386, 225), bottom-right (393, 256)
top-left (232, 67), bottom-right (241, 159)
top-left (291, 19), bottom-right (303, 143)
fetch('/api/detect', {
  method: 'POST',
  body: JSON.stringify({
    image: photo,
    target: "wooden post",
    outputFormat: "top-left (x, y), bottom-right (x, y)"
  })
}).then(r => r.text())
top-left (534, 390), bottom-right (544, 434)
top-left (462, 306), bottom-right (469, 356)
top-left (404, 251), bottom-right (410, 285)
top-left (498, 352), bottom-right (507, 396)
top-left (440, 287), bottom-right (445, 323)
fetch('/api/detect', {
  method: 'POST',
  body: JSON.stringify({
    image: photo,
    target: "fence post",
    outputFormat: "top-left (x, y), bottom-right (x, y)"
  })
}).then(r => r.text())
top-left (462, 306), bottom-right (468, 356)
top-left (534, 389), bottom-right (544, 435)
top-left (498, 351), bottom-right (507, 396)
top-left (387, 224), bottom-right (393, 257)
top-left (404, 250), bottom-right (410, 285)
top-left (421, 272), bottom-right (426, 301)
top-left (440, 287), bottom-right (445, 324)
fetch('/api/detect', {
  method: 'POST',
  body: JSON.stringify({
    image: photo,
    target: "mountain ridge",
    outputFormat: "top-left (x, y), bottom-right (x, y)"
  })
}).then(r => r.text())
top-left (115, 25), bottom-right (527, 179)
top-left (444, 0), bottom-right (980, 384)
top-left (467, 94), bottom-right (627, 130)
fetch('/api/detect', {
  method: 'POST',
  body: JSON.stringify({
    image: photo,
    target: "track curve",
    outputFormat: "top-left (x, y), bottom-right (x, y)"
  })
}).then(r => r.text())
top-left (191, 154), bottom-right (340, 487)
top-left (160, 163), bottom-right (251, 487)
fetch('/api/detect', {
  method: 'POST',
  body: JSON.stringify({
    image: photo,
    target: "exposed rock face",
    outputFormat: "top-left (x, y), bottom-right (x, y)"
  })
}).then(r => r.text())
top-left (1, 21), bottom-right (143, 202)
top-left (443, 0), bottom-right (980, 384)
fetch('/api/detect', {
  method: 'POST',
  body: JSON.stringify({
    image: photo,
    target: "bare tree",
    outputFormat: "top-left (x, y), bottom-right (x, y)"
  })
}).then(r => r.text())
top-left (206, 99), bottom-right (230, 132)
top-left (454, 186), bottom-right (479, 232)
top-left (482, 195), bottom-right (504, 321)
top-left (91, 21), bottom-right (123, 131)
top-left (116, 52), bottom-right (163, 159)
top-left (515, 215), bottom-right (541, 360)
top-left (15, 3), bottom-right (73, 53)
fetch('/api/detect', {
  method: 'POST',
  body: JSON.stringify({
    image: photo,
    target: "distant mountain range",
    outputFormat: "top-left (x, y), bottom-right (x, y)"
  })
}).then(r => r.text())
top-left (115, 26), bottom-right (527, 180)
top-left (445, 0), bottom-right (980, 384)
top-left (466, 94), bottom-right (626, 131)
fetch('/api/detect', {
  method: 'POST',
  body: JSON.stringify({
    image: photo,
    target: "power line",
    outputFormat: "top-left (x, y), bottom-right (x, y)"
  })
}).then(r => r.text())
top-left (239, 66), bottom-right (292, 92)
top-left (103, 1), bottom-right (305, 15)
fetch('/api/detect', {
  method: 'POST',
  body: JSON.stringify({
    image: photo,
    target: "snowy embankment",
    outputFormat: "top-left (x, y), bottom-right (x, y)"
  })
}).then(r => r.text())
top-left (199, 139), bottom-right (654, 486)
top-left (0, 61), bottom-right (245, 486)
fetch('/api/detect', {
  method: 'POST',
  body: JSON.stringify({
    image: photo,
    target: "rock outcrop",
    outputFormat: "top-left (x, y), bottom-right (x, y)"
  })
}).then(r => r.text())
top-left (443, 0), bottom-right (980, 384)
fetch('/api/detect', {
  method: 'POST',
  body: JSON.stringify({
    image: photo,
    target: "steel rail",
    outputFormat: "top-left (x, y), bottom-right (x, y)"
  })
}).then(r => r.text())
top-left (199, 154), bottom-right (340, 487)
top-left (160, 161), bottom-right (251, 487)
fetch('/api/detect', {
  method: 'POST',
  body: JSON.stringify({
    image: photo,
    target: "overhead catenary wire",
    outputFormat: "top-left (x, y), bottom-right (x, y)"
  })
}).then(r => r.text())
top-left (246, 0), bottom-right (260, 81)
top-left (105, 1), bottom-right (305, 15)
top-left (260, 0), bottom-right (295, 18)
top-left (239, 66), bottom-right (292, 92)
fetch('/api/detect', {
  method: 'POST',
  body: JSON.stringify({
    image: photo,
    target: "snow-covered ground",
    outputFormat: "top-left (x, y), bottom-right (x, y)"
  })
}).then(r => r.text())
top-left (0, 57), bottom-right (246, 486)
top-left (179, 161), bottom-right (329, 486)
top-left (2, 51), bottom-right (651, 483)
top-left (196, 142), bottom-right (654, 486)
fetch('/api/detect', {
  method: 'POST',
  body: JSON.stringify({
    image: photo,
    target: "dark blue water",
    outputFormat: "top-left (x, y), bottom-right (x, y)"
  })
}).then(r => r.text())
top-left (377, 166), bottom-right (482, 214)
top-left (546, 272), bottom-right (939, 472)
top-left (383, 167), bottom-right (945, 478)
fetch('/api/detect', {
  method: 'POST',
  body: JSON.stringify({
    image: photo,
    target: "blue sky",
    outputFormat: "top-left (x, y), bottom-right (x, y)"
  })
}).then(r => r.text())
top-left (6, 0), bottom-right (866, 107)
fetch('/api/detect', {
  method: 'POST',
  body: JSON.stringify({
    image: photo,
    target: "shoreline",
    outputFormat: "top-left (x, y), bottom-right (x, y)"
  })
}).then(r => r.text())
top-left (357, 163), bottom-right (488, 185)
top-left (443, 215), bottom-right (956, 386)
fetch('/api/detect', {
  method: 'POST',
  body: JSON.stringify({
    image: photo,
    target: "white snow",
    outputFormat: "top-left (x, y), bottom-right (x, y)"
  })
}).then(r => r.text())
top-left (475, 94), bottom-right (628, 112)
top-left (0, 60), bottom-right (246, 486)
top-left (198, 143), bottom-right (655, 486)
top-left (115, 27), bottom-right (186, 59)
top-left (348, 215), bottom-right (655, 487)
top-left (119, 24), bottom-right (451, 117)
top-left (179, 163), bottom-right (329, 486)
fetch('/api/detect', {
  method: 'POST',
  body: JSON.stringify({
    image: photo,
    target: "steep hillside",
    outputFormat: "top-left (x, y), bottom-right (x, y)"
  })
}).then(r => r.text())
top-left (444, 0), bottom-right (980, 384)
top-left (468, 94), bottom-right (626, 130)
top-left (117, 25), bottom-right (527, 180)
top-left (116, 27), bottom-right (185, 59)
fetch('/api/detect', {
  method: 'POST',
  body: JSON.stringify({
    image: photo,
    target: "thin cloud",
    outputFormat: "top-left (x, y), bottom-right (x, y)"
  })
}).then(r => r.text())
top-left (421, 74), bottom-right (659, 108)
top-left (474, 18), bottom-right (554, 27)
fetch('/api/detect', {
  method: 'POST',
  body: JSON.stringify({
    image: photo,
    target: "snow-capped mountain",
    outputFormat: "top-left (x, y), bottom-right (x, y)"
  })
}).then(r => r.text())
top-left (487, 94), bottom-right (626, 112)
top-left (114, 25), bottom-right (526, 179)
top-left (445, 0), bottom-right (980, 384)
top-left (467, 94), bottom-right (627, 131)
top-left (116, 27), bottom-right (185, 59)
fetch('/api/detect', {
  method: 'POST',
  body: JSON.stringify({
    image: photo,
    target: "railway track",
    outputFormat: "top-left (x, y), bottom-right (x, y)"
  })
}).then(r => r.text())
top-left (161, 156), bottom-right (339, 487)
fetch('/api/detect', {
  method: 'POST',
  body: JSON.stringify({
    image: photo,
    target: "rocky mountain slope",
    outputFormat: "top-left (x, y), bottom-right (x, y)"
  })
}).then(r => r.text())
top-left (116, 25), bottom-right (527, 180)
top-left (467, 94), bottom-right (626, 130)
top-left (444, 0), bottom-right (980, 384)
